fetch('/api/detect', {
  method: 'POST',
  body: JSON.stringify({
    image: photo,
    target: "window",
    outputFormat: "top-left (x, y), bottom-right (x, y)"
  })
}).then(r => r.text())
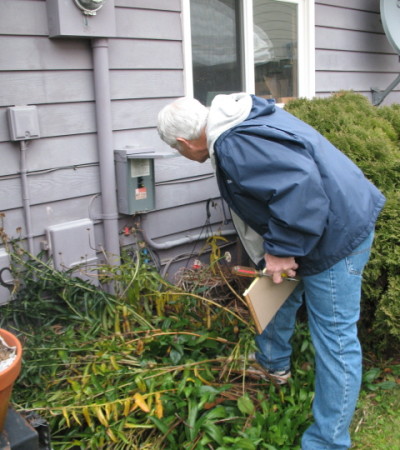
top-left (183, 0), bottom-right (314, 105)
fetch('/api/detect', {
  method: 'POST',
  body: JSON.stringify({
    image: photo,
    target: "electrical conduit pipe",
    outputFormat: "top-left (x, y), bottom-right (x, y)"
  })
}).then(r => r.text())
top-left (91, 38), bottom-right (121, 266)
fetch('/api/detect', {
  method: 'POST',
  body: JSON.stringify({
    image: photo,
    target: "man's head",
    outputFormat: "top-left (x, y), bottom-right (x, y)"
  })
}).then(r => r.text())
top-left (157, 97), bottom-right (209, 163)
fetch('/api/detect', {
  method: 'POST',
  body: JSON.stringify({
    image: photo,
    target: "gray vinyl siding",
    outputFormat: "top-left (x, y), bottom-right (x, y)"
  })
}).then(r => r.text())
top-left (315, 0), bottom-right (400, 104)
top-left (0, 0), bottom-right (398, 285)
top-left (0, 0), bottom-right (227, 270)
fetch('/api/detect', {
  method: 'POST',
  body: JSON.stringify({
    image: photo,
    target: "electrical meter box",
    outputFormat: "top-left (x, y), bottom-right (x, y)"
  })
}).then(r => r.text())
top-left (114, 148), bottom-right (173, 215)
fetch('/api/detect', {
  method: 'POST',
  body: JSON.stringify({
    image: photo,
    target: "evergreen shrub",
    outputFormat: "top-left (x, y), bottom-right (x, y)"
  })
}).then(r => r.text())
top-left (284, 91), bottom-right (400, 354)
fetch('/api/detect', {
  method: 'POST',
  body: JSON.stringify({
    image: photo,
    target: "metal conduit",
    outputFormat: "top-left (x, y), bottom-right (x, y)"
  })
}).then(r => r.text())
top-left (91, 38), bottom-right (121, 266)
top-left (140, 214), bottom-right (237, 251)
top-left (19, 140), bottom-right (34, 254)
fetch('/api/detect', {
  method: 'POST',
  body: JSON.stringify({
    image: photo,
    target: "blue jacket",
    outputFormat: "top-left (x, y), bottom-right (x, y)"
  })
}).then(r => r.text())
top-left (213, 95), bottom-right (385, 276)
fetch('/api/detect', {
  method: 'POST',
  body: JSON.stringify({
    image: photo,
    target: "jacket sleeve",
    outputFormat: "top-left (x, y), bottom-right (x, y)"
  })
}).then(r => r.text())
top-left (217, 128), bottom-right (330, 257)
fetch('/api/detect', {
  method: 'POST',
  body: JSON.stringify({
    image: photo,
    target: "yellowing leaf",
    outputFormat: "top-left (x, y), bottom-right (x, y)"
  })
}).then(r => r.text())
top-left (62, 407), bottom-right (70, 427)
top-left (71, 409), bottom-right (82, 426)
top-left (124, 422), bottom-right (155, 429)
top-left (105, 403), bottom-right (112, 420)
top-left (110, 355), bottom-right (120, 371)
top-left (133, 393), bottom-right (150, 413)
top-left (94, 406), bottom-right (109, 427)
top-left (106, 428), bottom-right (118, 443)
top-left (82, 406), bottom-right (93, 427)
top-left (123, 399), bottom-right (131, 417)
top-left (194, 366), bottom-right (212, 385)
top-left (155, 392), bottom-right (163, 419)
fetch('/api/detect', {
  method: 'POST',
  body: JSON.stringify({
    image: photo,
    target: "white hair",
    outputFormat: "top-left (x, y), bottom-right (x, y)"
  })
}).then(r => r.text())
top-left (157, 97), bottom-right (209, 149)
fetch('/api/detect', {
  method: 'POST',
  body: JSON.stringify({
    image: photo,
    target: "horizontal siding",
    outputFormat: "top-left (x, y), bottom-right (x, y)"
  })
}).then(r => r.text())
top-left (316, 1), bottom-right (379, 13)
top-left (0, 165), bottom-right (217, 212)
top-left (316, 72), bottom-right (400, 92)
top-left (108, 40), bottom-right (183, 69)
top-left (316, 51), bottom-right (400, 72)
top-left (316, 4), bottom-right (382, 32)
top-left (316, 28), bottom-right (393, 54)
top-left (315, 0), bottom-right (400, 104)
top-left (115, 0), bottom-right (181, 11)
top-left (0, 0), bottom-right (220, 265)
top-left (1, 166), bottom-right (100, 210)
top-left (155, 176), bottom-right (219, 211)
top-left (1, 197), bottom-right (103, 239)
top-left (116, 8), bottom-right (181, 40)
top-left (0, 0), bottom-right (48, 36)
top-left (0, 135), bottom-right (98, 176)
top-left (3, 184), bottom-right (225, 246)
top-left (0, 1), bottom-right (181, 37)
top-left (0, 71), bottom-right (94, 107)
top-left (0, 37), bottom-right (183, 71)
top-left (0, 98), bottom-right (182, 142)
top-left (154, 157), bottom-right (213, 184)
top-left (111, 70), bottom-right (184, 100)
top-left (142, 199), bottom-right (229, 239)
top-left (0, 37), bottom-right (92, 71)
top-left (0, 69), bottom-right (183, 108)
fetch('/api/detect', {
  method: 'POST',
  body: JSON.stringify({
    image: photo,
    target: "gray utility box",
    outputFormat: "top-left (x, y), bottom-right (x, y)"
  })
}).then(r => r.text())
top-left (114, 148), bottom-right (174, 215)
top-left (46, 0), bottom-right (116, 38)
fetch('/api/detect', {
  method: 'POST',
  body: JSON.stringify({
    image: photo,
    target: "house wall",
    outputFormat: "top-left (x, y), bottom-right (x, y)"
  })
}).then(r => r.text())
top-left (0, 0), bottom-right (398, 295)
top-left (315, 0), bottom-right (400, 104)
top-left (0, 0), bottom-right (233, 287)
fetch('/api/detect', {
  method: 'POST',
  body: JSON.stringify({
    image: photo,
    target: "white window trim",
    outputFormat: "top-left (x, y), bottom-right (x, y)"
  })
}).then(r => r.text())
top-left (181, 0), bottom-right (194, 97)
top-left (181, 0), bottom-right (315, 100)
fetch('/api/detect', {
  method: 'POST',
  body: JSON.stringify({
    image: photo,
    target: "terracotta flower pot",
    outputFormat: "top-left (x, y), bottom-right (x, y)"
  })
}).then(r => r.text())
top-left (0, 329), bottom-right (22, 432)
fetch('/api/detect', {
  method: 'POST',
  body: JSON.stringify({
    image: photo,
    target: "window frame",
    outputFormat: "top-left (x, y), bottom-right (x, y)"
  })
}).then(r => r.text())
top-left (181, 0), bottom-right (315, 102)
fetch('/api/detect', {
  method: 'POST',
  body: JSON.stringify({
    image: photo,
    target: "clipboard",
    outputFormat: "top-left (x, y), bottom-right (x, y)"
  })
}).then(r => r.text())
top-left (243, 276), bottom-right (300, 334)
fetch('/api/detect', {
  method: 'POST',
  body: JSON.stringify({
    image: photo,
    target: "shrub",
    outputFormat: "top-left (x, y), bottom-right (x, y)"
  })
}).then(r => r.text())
top-left (285, 91), bottom-right (400, 354)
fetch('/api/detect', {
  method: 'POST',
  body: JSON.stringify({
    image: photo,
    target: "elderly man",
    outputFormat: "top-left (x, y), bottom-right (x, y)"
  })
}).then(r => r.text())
top-left (157, 93), bottom-right (385, 450)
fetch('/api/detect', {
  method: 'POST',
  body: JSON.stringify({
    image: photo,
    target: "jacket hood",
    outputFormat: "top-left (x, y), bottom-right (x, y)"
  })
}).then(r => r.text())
top-left (206, 93), bottom-right (253, 169)
top-left (207, 93), bottom-right (276, 169)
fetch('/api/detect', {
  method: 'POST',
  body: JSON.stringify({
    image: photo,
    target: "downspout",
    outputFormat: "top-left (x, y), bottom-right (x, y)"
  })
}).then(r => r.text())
top-left (91, 38), bottom-right (121, 266)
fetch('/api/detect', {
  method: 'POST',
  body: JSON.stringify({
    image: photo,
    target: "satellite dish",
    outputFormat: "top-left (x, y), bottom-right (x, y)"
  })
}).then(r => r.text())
top-left (380, 0), bottom-right (400, 54)
top-left (371, 0), bottom-right (400, 105)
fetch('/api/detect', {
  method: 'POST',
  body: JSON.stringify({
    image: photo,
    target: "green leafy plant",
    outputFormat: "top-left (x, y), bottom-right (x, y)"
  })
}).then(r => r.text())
top-left (285, 91), bottom-right (400, 354)
top-left (0, 238), bottom-right (318, 449)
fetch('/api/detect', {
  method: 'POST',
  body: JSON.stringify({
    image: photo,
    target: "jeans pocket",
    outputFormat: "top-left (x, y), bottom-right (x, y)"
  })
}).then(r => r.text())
top-left (345, 247), bottom-right (371, 275)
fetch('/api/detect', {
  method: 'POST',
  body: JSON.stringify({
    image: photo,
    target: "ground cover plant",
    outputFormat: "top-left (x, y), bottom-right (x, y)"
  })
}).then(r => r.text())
top-left (0, 91), bottom-right (399, 448)
top-left (1, 245), bottom-right (317, 449)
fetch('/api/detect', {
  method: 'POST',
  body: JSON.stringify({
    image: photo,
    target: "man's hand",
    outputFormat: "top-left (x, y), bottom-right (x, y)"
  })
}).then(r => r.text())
top-left (264, 254), bottom-right (298, 284)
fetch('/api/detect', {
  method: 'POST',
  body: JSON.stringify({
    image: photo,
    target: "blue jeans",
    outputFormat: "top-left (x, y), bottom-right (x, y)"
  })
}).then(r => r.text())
top-left (255, 231), bottom-right (374, 449)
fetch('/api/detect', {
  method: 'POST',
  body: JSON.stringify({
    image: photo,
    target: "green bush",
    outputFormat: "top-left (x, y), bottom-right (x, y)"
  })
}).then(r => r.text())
top-left (284, 91), bottom-right (400, 354)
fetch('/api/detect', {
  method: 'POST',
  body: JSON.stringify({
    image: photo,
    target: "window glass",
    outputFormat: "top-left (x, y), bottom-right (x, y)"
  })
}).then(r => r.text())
top-left (190, 0), bottom-right (243, 105)
top-left (253, 0), bottom-right (298, 102)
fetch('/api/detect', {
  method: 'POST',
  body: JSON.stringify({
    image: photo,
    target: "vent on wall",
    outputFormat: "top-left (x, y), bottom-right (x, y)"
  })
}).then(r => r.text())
top-left (46, 219), bottom-right (99, 285)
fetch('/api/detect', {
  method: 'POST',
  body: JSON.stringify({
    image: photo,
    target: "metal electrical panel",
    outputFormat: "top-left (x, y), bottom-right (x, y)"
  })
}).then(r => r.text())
top-left (114, 148), bottom-right (177, 215)
top-left (46, 0), bottom-right (116, 38)
top-left (114, 149), bottom-right (157, 215)
top-left (46, 219), bottom-right (98, 284)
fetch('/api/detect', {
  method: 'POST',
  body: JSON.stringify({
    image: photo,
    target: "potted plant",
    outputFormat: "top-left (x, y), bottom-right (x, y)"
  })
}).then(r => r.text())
top-left (0, 329), bottom-right (22, 432)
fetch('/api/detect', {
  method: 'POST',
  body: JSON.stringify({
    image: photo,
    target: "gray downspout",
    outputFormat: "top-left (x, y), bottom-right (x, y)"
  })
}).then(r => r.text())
top-left (91, 38), bottom-right (121, 266)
